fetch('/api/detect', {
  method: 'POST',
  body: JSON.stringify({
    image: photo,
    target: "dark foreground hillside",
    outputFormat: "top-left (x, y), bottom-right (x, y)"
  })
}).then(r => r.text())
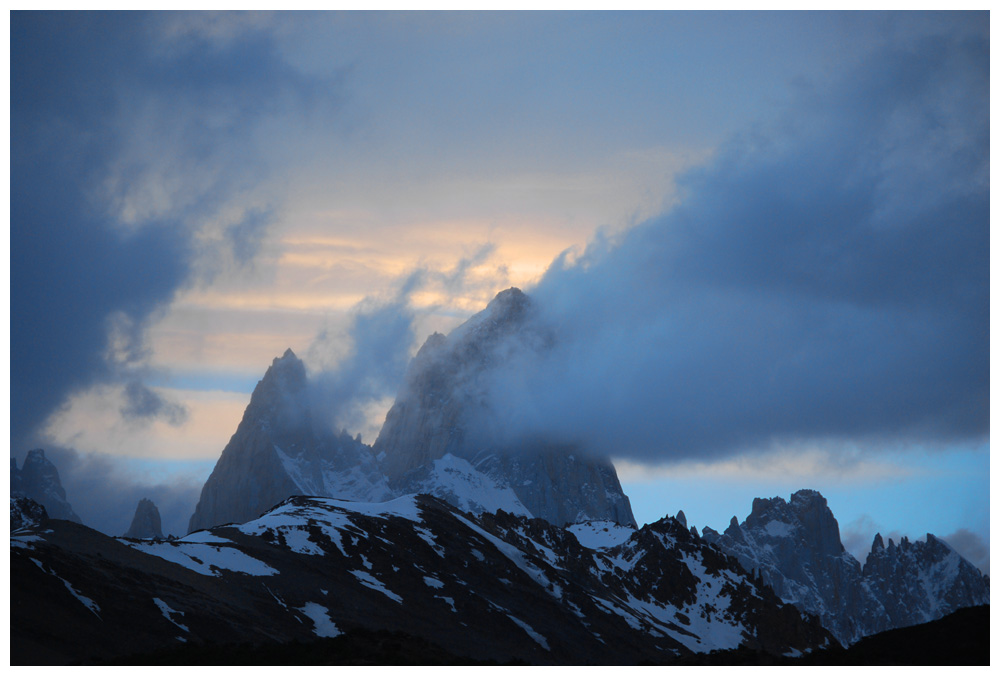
top-left (100, 605), bottom-right (988, 666)
top-left (676, 605), bottom-right (990, 666)
top-left (802, 604), bottom-right (989, 666)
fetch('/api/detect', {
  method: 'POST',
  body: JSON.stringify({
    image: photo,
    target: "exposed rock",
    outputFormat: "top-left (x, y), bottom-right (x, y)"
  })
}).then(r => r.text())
top-left (188, 349), bottom-right (390, 532)
top-left (702, 489), bottom-right (990, 646)
top-left (863, 531), bottom-right (989, 628)
top-left (10, 496), bottom-right (47, 531)
top-left (10, 449), bottom-right (81, 523)
top-left (123, 498), bottom-right (164, 539)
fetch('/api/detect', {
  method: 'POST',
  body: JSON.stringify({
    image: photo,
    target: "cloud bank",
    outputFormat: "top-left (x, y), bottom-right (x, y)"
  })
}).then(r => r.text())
top-left (28, 446), bottom-right (207, 539)
top-left (473, 36), bottom-right (988, 463)
top-left (10, 12), bottom-right (337, 452)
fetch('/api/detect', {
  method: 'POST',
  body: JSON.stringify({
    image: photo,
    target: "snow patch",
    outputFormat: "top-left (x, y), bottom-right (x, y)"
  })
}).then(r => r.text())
top-left (29, 558), bottom-right (101, 617)
top-left (764, 521), bottom-right (795, 538)
top-left (153, 597), bottom-right (189, 632)
top-left (350, 569), bottom-right (403, 603)
top-left (125, 540), bottom-right (278, 577)
top-left (414, 454), bottom-right (532, 518)
top-left (179, 531), bottom-right (232, 545)
top-left (298, 602), bottom-right (341, 638)
top-left (506, 614), bottom-right (550, 651)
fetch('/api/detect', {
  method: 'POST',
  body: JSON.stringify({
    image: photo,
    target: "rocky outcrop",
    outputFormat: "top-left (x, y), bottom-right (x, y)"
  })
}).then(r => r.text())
top-left (702, 489), bottom-right (990, 646)
top-left (863, 532), bottom-right (989, 629)
top-left (702, 490), bottom-right (882, 644)
top-left (10, 496), bottom-right (47, 531)
top-left (123, 498), bottom-right (164, 539)
top-left (373, 288), bottom-right (637, 528)
top-left (188, 349), bottom-right (390, 532)
top-left (10, 449), bottom-right (81, 523)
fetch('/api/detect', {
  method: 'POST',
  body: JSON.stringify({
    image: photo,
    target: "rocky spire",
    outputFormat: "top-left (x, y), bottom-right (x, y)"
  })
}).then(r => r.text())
top-left (124, 498), bottom-right (164, 539)
top-left (10, 449), bottom-right (81, 523)
top-left (188, 348), bottom-right (389, 533)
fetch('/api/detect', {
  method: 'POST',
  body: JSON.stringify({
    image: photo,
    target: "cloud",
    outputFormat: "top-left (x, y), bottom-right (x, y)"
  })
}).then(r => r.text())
top-left (937, 528), bottom-right (990, 575)
top-left (305, 277), bottom-right (422, 442)
top-left (44, 386), bottom-right (249, 461)
top-left (120, 381), bottom-right (189, 427)
top-left (11, 13), bottom-right (339, 452)
top-left (30, 446), bottom-right (209, 539)
top-left (467, 35), bottom-right (987, 464)
top-left (613, 445), bottom-right (920, 485)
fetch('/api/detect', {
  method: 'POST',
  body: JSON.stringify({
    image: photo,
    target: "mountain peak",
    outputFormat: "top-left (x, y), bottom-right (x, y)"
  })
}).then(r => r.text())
top-left (488, 286), bottom-right (527, 307)
top-left (675, 510), bottom-right (687, 528)
top-left (124, 497), bottom-right (164, 539)
top-left (790, 488), bottom-right (826, 507)
top-left (872, 532), bottom-right (885, 552)
top-left (250, 350), bottom-right (308, 413)
top-left (11, 449), bottom-right (81, 523)
top-left (24, 448), bottom-right (49, 466)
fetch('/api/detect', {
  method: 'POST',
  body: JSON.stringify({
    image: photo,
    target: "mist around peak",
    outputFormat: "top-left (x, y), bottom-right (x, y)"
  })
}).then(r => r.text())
top-left (465, 36), bottom-right (987, 467)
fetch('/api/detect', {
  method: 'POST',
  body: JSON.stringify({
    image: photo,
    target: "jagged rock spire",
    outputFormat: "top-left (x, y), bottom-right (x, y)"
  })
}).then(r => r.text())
top-left (10, 449), bottom-right (81, 523)
top-left (872, 532), bottom-right (885, 552)
top-left (124, 498), bottom-right (164, 539)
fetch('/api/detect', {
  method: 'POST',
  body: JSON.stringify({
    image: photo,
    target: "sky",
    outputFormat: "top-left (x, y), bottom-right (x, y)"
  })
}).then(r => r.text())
top-left (9, 11), bottom-right (991, 572)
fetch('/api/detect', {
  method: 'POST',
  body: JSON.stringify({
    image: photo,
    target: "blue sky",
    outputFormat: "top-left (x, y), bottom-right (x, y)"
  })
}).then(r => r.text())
top-left (9, 11), bottom-right (990, 569)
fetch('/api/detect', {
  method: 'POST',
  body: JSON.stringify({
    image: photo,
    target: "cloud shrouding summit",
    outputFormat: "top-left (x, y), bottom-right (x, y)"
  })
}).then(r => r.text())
top-left (471, 37), bottom-right (988, 464)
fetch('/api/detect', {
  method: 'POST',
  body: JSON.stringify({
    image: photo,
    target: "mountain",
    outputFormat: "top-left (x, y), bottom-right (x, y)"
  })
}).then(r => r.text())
top-left (373, 288), bottom-right (637, 528)
top-left (12, 493), bottom-right (832, 665)
top-left (188, 289), bottom-right (635, 533)
top-left (11, 449), bottom-right (81, 523)
top-left (124, 498), bottom-right (165, 539)
top-left (187, 349), bottom-right (390, 532)
top-left (863, 531), bottom-right (990, 630)
top-left (701, 489), bottom-right (989, 645)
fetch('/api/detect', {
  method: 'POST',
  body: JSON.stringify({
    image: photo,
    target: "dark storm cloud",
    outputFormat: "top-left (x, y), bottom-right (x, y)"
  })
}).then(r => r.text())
top-left (10, 12), bottom-right (335, 451)
top-left (120, 381), bottom-right (189, 427)
top-left (478, 36), bottom-right (988, 462)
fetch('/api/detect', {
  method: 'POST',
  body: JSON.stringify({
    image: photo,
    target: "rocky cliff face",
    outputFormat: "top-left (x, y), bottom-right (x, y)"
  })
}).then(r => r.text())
top-left (863, 532), bottom-right (990, 629)
top-left (124, 498), bottom-right (164, 539)
top-left (11, 496), bottom-right (48, 531)
top-left (10, 449), bottom-right (81, 523)
top-left (188, 349), bottom-right (390, 532)
top-left (702, 490), bottom-right (883, 644)
top-left (702, 490), bottom-right (989, 645)
top-left (373, 288), bottom-right (637, 528)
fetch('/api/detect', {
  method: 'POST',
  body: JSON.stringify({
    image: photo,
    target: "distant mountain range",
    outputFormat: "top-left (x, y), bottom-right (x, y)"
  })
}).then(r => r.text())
top-left (9, 289), bottom-right (989, 664)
